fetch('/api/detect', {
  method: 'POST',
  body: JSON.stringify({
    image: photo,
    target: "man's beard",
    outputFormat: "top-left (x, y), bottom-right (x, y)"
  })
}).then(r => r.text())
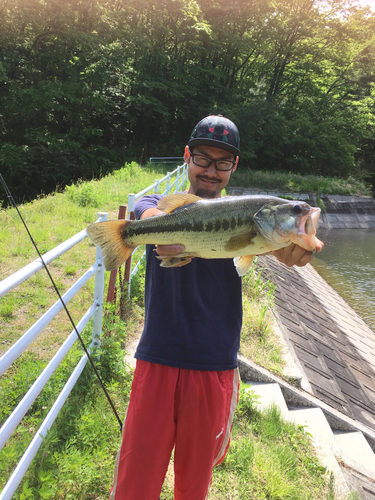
top-left (194, 187), bottom-right (219, 199)
top-left (194, 177), bottom-right (223, 199)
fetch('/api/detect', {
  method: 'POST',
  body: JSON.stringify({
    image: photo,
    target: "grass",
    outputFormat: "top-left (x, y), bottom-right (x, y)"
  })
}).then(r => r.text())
top-left (240, 258), bottom-right (285, 375)
top-left (211, 398), bottom-right (333, 500)
top-left (229, 168), bottom-right (373, 197)
top-left (0, 162), bottom-right (366, 499)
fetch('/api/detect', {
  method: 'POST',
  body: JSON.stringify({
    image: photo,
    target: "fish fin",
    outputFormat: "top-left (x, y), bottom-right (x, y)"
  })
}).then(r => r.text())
top-left (158, 256), bottom-right (193, 268)
top-left (224, 233), bottom-right (254, 252)
top-left (86, 220), bottom-right (135, 271)
top-left (157, 193), bottom-right (202, 213)
top-left (234, 255), bottom-right (255, 277)
top-left (156, 252), bottom-right (199, 268)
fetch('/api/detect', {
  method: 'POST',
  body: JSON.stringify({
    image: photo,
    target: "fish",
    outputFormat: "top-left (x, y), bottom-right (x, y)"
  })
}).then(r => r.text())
top-left (86, 193), bottom-right (321, 276)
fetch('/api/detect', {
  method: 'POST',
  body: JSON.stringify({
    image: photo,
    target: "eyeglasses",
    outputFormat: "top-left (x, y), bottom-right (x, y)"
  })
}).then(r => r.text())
top-left (188, 148), bottom-right (236, 171)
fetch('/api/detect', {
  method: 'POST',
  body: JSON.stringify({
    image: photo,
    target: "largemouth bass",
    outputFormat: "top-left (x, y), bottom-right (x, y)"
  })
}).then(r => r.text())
top-left (86, 193), bottom-right (321, 276)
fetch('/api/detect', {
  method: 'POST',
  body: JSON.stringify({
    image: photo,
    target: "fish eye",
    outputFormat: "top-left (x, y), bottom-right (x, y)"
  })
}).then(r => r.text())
top-left (293, 204), bottom-right (302, 214)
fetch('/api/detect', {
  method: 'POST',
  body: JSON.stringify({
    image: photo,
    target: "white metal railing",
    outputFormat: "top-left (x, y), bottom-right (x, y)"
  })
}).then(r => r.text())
top-left (0, 163), bottom-right (188, 498)
top-left (0, 212), bottom-right (107, 500)
top-left (126, 163), bottom-right (188, 293)
top-left (127, 163), bottom-right (188, 216)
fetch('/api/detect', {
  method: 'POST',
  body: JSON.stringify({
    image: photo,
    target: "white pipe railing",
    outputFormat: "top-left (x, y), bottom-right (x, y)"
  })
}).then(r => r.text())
top-left (0, 303), bottom-right (97, 451)
top-left (0, 213), bottom-right (107, 500)
top-left (127, 163), bottom-right (188, 293)
top-left (126, 163), bottom-right (188, 220)
top-left (0, 351), bottom-right (91, 500)
top-left (1, 163), bottom-right (188, 498)
top-left (0, 229), bottom-right (89, 299)
top-left (0, 265), bottom-right (97, 376)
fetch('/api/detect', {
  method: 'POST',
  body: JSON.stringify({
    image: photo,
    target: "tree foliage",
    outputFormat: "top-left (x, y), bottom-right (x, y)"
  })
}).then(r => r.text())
top-left (0, 0), bottom-right (374, 203)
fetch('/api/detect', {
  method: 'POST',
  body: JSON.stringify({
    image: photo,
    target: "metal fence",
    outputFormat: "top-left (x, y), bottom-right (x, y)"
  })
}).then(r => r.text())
top-left (0, 162), bottom-right (188, 499)
top-left (0, 213), bottom-right (107, 500)
top-left (126, 163), bottom-right (188, 294)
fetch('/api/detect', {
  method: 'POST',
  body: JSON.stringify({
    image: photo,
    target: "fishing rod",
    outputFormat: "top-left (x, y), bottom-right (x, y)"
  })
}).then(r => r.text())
top-left (0, 174), bottom-right (123, 432)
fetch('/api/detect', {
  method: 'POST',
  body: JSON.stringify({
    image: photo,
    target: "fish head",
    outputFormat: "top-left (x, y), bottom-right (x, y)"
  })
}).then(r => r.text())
top-left (254, 201), bottom-right (321, 251)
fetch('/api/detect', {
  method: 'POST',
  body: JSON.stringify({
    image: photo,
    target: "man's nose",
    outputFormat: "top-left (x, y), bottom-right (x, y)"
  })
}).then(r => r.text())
top-left (205, 161), bottom-right (218, 175)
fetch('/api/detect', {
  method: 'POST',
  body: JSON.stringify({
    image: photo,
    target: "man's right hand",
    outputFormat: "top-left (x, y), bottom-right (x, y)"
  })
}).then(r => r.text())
top-left (140, 208), bottom-right (192, 267)
top-left (155, 244), bottom-right (192, 267)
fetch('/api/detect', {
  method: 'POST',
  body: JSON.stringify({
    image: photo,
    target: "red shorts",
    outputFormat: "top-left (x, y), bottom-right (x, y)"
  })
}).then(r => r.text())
top-left (110, 360), bottom-right (240, 500)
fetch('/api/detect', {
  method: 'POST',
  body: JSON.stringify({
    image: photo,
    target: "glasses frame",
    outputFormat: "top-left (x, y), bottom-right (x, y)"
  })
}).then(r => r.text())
top-left (188, 148), bottom-right (237, 172)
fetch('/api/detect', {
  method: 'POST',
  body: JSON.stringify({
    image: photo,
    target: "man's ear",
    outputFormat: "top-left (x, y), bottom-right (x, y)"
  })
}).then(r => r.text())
top-left (184, 145), bottom-right (190, 163)
top-left (231, 156), bottom-right (239, 173)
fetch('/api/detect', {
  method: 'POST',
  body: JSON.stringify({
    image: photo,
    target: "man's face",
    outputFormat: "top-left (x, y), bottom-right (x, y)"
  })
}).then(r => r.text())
top-left (184, 145), bottom-right (238, 199)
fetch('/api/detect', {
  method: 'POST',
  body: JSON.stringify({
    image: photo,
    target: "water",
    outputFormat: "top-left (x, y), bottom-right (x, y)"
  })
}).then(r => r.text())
top-left (312, 228), bottom-right (375, 332)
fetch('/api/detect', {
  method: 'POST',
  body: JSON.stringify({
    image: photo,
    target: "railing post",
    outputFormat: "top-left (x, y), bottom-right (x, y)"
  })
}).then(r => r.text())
top-left (166, 172), bottom-right (171, 195)
top-left (182, 163), bottom-right (188, 189)
top-left (125, 193), bottom-right (137, 300)
top-left (125, 210), bottom-right (135, 299)
top-left (106, 206), bottom-right (127, 303)
top-left (175, 169), bottom-right (180, 193)
top-left (154, 179), bottom-right (160, 193)
top-left (127, 194), bottom-right (136, 220)
top-left (92, 212), bottom-right (107, 348)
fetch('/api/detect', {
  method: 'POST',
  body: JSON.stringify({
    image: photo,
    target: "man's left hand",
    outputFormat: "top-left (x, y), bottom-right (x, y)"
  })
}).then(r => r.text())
top-left (271, 238), bottom-right (324, 267)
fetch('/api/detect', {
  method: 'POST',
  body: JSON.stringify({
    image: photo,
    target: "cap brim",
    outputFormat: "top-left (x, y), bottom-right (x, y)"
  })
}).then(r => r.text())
top-left (188, 138), bottom-right (240, 157)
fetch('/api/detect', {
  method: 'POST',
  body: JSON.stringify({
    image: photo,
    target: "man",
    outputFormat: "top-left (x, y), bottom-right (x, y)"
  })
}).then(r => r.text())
top-left (110, 115), bottom-right (323, 500)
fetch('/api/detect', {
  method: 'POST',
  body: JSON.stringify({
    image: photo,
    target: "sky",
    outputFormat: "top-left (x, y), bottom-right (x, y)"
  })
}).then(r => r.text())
top-left (357, 0), bottom-right (375, 10)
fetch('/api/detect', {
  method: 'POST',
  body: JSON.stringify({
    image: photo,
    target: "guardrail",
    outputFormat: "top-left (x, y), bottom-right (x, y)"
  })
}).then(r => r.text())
top-left (125, 163), bottom-right (188, 295)
top-left (0, 163), bottom-right (188, 498)
top-left (0, 213), bottom-right (107, 500)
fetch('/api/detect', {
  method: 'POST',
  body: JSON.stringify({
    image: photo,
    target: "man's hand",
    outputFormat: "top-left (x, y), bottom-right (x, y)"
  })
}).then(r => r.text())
top-left (155, 244), bottom-right (192, 267)
top-left (271, 238), bottom-right (324, 268)
top-left (140, 209), bottom-right (192, 267)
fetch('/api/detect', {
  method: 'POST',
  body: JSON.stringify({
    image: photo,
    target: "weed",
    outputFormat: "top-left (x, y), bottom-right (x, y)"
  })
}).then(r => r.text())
top-left (65, 180), bottom-right (101, 208)
top-left (317, 196), bottom-right (327, 212)
top-left (235, 383), bottom-right (261, 421)
top-left (0, 293), bottom-right (16, 319)
top-left (240, 259), bottom-right (284, 374)
top-left (280, 194), bottom-right (294, 200)
top-left (327, 472), bottom-right (335, 500)
top-left (346, 492), bottom-right (362, 500)
top-left (0, 353), bottom-right (47, 426)
top-left (64, 264), bottom-right (77, 276)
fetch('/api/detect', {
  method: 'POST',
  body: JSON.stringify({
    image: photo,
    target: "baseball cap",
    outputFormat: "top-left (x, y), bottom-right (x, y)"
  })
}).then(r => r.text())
top-left (188, 115), bottom-right (241, 157)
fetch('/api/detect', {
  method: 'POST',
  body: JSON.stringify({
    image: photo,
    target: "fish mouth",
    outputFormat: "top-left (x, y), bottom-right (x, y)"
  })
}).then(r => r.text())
top-left (302, 207), bottom-right (320, 235)
top-left (291, 207), bottom-right (321, 251)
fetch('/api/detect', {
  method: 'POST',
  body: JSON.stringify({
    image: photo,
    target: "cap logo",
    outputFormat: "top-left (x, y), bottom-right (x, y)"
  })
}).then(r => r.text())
top-left (208, 125), bottom-right (230, 143)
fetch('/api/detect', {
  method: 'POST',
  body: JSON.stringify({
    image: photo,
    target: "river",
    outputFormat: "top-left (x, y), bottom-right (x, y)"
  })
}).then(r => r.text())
top-left (312, 228), bottom-right (375, 332)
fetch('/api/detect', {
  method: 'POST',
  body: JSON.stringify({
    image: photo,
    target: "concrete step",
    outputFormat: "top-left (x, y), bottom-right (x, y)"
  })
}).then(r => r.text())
top-left (333, 431), bottom-right (375, 477)
top-left (286, 407), bottom-right (354, 497)
top-left (245, 382), bottom-right (289, 419)
top-left (287, 407), bottom-right (341, 455)
top-left (244, 383), bottom-right (350, 498)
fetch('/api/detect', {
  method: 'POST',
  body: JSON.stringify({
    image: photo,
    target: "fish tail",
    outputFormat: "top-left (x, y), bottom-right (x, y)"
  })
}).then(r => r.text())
top-left (86, 220), bottom-right (135, 271)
